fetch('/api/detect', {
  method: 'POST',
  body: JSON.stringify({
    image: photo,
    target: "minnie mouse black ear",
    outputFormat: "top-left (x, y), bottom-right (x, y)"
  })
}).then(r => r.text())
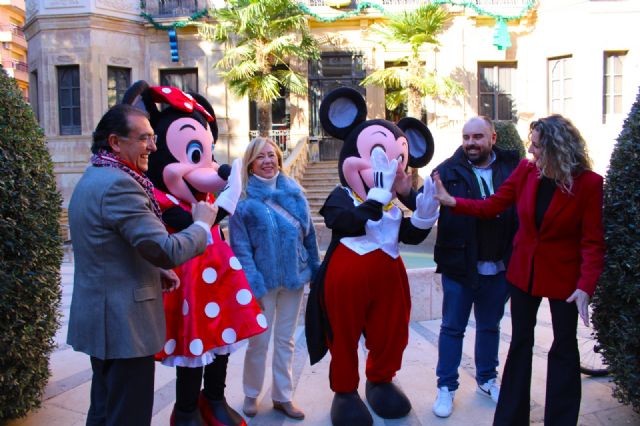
top-left (319, 87), bottom-right (367, 140)
top-left (397, 117), bottom-right (435, 168)
top-left (121, 80), bottom-right (160, 121)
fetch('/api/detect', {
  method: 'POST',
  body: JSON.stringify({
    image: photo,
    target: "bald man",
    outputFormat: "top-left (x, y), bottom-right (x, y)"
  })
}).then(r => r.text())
top-left (431, 116), bottom-right (519, 418)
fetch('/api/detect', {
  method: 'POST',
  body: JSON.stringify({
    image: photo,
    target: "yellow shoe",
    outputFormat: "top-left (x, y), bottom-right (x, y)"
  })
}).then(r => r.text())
top-left (273, 400), bottom-right (305, 420)
top-left (242, 396), bottom-right (258, 417)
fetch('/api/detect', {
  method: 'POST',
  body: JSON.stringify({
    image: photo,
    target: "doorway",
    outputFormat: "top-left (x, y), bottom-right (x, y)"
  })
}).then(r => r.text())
top-left (308, 52), bottom-right (365, 161)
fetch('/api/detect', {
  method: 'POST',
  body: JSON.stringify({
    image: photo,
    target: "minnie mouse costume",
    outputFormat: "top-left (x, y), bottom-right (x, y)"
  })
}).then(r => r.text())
top-left (122, 81), bottom-right (265, 426)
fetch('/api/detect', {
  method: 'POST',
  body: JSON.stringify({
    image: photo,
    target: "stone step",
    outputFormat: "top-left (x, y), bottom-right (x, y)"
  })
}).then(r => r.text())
top-left (304, 188), bottom-right (334, 195)
top-left (302, 173), bottom-right (340, 181)
top-left (302, 186), bottom-right (337, 193)
top-left (307, 160), bottom-right (338, 166)
top-left (306, 163), bottom-right (338, 173)
top-left (300, 178), bottom-right (340, 188)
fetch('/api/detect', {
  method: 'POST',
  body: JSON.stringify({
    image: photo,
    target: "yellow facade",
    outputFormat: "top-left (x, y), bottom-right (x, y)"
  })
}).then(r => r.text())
top-left (1, 0), bottom-right (28, 98)
top-left (24, 0), bottom-right (640, 205)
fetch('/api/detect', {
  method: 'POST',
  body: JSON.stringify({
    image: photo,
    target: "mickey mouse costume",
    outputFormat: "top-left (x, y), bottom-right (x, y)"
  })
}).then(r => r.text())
top-left (305, 87), bottom-right (440, 426)
top-left (122, 81), bottom-right (265, 426)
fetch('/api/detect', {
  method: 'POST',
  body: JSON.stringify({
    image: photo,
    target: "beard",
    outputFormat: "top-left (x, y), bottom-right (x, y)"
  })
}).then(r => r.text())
top-left (464, 146), bottom-right (491, 166)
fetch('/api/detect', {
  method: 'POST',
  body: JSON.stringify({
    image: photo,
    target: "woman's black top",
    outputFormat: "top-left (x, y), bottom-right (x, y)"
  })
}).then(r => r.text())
top-left (536, 176), bottom-right (557, 230)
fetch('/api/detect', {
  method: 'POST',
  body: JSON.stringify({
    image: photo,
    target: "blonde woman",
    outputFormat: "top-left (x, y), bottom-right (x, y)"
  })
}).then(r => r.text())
top-left (434, 114), bottom-right (605, 425)
top-left (229, 137), bottom-right (320, 420)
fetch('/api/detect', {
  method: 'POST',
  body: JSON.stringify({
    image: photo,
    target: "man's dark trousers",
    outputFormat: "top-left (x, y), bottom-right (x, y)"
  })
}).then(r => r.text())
top-left (87, 355), bottom-right (155, 426)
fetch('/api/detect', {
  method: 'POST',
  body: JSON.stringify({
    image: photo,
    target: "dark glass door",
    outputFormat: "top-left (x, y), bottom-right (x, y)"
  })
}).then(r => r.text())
top-left (309, 52), bottom-right (365, 160)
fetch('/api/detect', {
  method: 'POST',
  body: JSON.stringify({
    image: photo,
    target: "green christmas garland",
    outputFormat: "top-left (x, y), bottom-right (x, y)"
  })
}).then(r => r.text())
top-left (140, 0), bottom-right (537, 52)
top-left (299, 0), bottom-right (537, 50)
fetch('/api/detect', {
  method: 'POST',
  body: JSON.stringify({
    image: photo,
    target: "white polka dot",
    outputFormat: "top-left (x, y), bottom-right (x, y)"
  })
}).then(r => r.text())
top-left (184, 93), bottom-right (193, 100)
top-left (222, 328), bottom-right (237, 344)
top-left (202, 267), bottom-right (217, 284)
top-left (236, 289), bottom-right (252, 305)
top-left (182, 299), bottom-right (189, 316)
top-left (229, 257), bottom-right (242, 270)
top-left (257, 313), bottom-right (268, 329)
top-left (205, 302), bottom-right (220, 318)
top-left (189, 339), bottom-right (203, 356)
top-left (184, 102), bottom-right (193, 110)
top-left (162, 87), bottom-right (172, 94)
top-left (166, 194), bottom-right (180, 205)
top-left (164, 339), bottom-right (176, 354)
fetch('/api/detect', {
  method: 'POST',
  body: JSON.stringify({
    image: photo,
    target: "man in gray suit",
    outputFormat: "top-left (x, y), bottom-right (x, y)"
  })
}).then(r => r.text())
top-left (67, 104), bottom-right (217, 426)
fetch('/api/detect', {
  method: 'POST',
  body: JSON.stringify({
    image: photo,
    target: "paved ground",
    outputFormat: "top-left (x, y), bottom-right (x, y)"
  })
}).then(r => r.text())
top-left (7, 263), bottom-right (640, 426)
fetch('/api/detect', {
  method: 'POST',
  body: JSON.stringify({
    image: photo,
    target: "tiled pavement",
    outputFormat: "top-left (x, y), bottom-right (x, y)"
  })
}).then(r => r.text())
top-left (7, 263), bottom-right (640, 426)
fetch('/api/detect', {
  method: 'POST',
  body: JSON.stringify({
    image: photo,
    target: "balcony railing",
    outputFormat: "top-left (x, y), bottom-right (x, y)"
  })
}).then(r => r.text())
top-left (248, 129), bottom-right (291, 158)
top-left (2, 60), bottom-right (28, 72)
top-left (0, 24), bottom-right (25, 39)
top-left (142, 0), bottom-right (203, 18)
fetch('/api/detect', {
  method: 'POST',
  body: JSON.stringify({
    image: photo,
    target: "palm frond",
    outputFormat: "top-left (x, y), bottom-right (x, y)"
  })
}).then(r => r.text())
top-left (385, 89), bottom-right (408, 111)
top-left (361, 67), bottom-right (407, 90)
top-left (215, 44), bottom-right (256, 70)
top-left (220, 61), bottom-right (260, 81)
top-left (273, 69), bottom-right (308, 95)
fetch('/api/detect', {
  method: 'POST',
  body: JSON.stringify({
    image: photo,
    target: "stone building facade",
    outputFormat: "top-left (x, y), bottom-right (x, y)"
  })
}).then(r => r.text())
top-left (23, 0), bottom-right (640, 206)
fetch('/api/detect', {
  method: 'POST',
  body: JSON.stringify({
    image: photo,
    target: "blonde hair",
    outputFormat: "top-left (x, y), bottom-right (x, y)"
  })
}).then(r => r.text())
top-left (529, 114), bottom-right (592, 193)
top-left (241, 137), bottom-right (285, 195)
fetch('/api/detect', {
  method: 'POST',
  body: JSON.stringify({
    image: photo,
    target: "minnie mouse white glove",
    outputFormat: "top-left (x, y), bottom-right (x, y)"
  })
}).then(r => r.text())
top-left (367, 147), bottom-right (397, 205)
top-left (214, 158), bottom-right (242, 215)
top-left (411, 176), bottom-right (440, 229)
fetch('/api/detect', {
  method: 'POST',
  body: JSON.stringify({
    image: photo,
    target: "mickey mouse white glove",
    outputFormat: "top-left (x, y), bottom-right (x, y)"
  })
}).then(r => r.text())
top-left (214, 158), bottom-right (242, 215)
top-left (367, 147), bottom-right (397, 205)
top-left (411, 176), bottom-right (440, 229)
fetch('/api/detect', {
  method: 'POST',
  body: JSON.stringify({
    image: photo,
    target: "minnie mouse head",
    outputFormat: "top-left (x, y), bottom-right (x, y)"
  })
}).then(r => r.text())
top-left (319, 87), bottom-right (435, 200)
top-left (122, 80), bottom-right (229, 204)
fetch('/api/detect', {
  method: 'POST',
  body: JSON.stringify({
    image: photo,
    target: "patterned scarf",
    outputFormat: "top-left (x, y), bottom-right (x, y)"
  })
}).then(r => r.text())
top-left (90, 149), bottom-right (162, 219)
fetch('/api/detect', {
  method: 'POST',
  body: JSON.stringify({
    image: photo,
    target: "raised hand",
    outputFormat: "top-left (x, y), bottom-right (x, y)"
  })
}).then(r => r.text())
top-left (367, 147), bottom-right (398, 205)
top-left (415, 176), bottom-right (440, 222)
top-left (433, 171), bottom-right (456, 207)
top-left (214, 158), bottom-right (243, 215)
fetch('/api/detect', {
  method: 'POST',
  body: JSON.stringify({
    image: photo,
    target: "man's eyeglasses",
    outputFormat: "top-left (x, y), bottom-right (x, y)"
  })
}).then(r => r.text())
top-left (120, 134), bottom-right (158, 145)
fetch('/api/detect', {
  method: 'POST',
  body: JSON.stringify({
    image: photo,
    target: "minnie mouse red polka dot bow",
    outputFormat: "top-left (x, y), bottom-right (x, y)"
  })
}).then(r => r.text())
top-left (149, 86), bottom-right (215, 122)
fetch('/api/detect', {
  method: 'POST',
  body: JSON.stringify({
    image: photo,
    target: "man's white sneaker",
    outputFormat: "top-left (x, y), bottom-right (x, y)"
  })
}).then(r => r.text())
top-left (477, 378), bottom-right (500, 403)
top-left (432, 386), bottom-right (455, 418)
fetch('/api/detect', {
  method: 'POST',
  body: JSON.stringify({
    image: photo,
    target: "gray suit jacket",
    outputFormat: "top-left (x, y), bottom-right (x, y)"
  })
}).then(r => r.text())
top-left (67, 166), bottom-right (207, 359)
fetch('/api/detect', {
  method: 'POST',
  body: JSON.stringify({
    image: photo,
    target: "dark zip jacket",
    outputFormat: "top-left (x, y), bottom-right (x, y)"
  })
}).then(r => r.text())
top-left (434, 146), bottom-right (520, 288)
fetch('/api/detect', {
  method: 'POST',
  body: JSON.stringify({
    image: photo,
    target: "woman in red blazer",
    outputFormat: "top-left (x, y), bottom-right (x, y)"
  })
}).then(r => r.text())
top-left (434, 114), bottom-right (605, 426)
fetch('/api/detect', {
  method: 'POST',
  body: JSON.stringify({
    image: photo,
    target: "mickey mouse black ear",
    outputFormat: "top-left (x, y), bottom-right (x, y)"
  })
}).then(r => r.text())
top-left (398, 117), bottom-right (435, 168)
top-left (319, 87), bottom-right (367, 140)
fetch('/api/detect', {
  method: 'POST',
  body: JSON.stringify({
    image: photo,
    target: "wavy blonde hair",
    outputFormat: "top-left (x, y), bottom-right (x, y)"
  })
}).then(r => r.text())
top-left (241, 137), bottom-right (285, 195)
top-left (529, 114), bottom-right (592, 193)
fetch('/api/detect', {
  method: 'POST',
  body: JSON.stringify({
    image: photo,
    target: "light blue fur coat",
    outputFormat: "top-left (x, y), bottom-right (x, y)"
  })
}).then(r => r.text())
top-left (229, 174), bottom-right (321, 299)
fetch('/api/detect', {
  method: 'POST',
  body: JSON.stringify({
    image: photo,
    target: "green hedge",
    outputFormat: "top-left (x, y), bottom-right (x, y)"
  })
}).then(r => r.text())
top-left (494, 120), bottom-right (526, 159)
top-left (592, 88), bottom-right (640, 413)
top-left (0, 66), bottom-right (62, 421)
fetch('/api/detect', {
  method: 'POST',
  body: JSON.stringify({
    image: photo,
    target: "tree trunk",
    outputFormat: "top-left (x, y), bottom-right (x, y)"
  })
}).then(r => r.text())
top-left (257, 100), bottom-right (272, 137)
top-left (407, 87), bottom-right (423, 120)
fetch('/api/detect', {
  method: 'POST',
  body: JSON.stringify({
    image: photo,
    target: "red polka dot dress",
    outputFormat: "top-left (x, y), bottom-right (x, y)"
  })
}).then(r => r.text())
top-left (154, 189), bottom-right (267, 367)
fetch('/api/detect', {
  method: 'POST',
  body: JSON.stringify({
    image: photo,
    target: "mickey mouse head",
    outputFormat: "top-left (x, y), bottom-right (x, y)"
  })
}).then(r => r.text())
top-left (319, 87), bottom-right (435, 200)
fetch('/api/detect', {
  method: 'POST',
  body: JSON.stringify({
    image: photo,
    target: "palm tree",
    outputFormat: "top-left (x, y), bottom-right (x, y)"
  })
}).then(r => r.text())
top-left (198, 0), bottom-right (320, 136)
top-left (361, 4), bottom-right (464, 120)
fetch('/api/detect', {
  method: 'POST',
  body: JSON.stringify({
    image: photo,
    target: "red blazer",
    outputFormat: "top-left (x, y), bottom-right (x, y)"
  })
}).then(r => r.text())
top-left (454, 160), bottom-right (605, 299)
